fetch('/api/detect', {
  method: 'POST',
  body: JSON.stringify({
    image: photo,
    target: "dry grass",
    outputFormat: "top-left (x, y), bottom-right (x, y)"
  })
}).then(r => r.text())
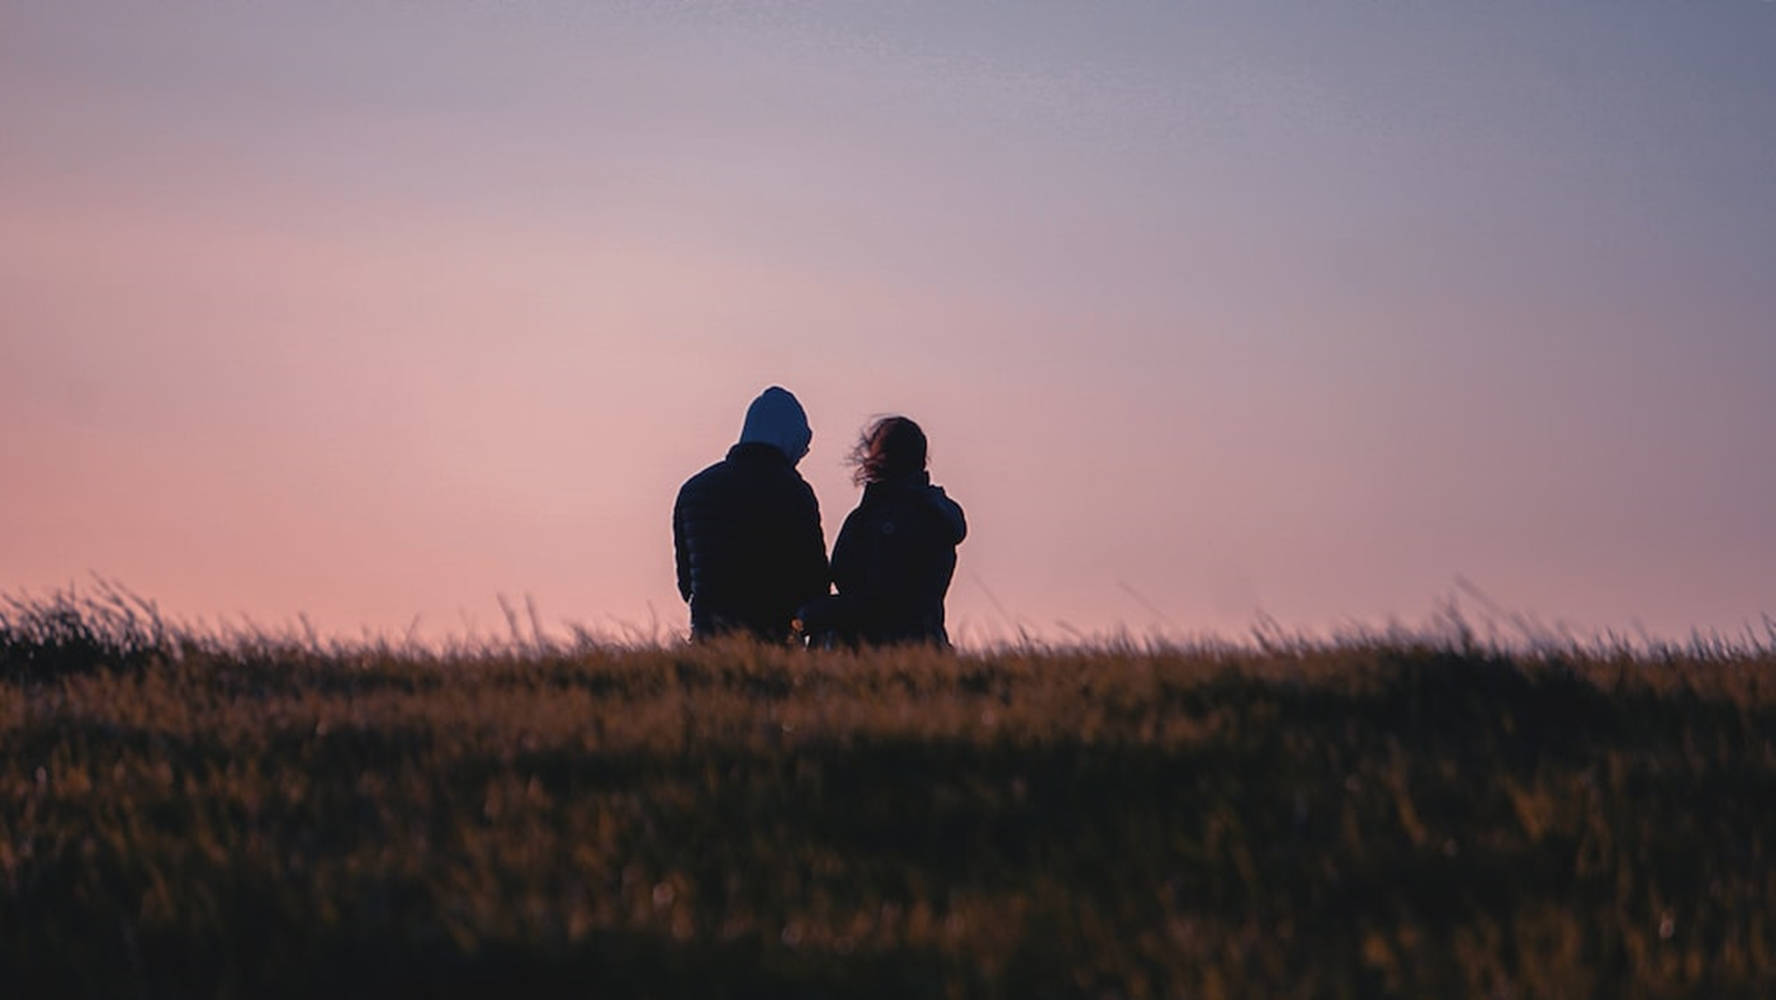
top-left (3, 587), bottom-right (1774, 998)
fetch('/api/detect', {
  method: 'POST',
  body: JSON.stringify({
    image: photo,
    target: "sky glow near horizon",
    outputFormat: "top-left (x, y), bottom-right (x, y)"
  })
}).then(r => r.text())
top-left (4, 1), bottom-right (1773, 644)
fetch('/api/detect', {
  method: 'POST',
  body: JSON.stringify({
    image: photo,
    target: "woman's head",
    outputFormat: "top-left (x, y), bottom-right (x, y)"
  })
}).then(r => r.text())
top-left (849, 416), bottom-right (928, 486)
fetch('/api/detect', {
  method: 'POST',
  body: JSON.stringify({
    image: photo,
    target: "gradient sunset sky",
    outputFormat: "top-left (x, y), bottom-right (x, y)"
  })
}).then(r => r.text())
top-left (5, 1), bottom-right (1772, 643)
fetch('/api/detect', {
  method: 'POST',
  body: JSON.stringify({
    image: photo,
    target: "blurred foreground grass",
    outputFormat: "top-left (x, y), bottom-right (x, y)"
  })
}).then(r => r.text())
top-left (3, 589), bottom-right (1774, 998)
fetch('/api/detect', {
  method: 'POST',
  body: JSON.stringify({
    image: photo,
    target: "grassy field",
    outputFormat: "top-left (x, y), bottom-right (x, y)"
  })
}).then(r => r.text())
top-left (3, 591), bottom-right (1774, 998)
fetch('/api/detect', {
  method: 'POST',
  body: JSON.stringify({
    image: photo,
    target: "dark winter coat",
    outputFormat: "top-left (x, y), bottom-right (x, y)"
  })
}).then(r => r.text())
top-left (674, 443), bottom-right (829, 641)
top-left (830, 472), bottom-right (967, 646)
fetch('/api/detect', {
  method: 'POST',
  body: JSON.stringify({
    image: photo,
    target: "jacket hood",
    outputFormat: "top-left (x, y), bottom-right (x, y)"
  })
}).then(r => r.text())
top-left (737, 386), bottom-right (812, 464)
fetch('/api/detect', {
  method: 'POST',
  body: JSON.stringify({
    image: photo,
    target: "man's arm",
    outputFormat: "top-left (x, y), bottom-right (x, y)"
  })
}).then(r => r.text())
top-left (673, 490), bottom-right (693, 603)
top-left (792, 480), bottom-right (831, 605)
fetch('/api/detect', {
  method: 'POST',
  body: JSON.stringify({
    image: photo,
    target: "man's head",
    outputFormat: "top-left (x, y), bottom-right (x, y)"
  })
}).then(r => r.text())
top-left (737, 386), bottom-right (812, 464)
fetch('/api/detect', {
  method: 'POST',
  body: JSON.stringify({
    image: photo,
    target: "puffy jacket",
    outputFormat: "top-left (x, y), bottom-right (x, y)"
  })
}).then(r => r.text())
top-left (674, 443), bottom-right (829, 641)
top-left (830, 472), bottom-right (967, 646)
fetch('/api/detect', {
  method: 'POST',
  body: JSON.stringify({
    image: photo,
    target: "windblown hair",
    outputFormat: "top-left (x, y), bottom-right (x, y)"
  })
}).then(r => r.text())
top-left (848, 416), bottom-right (928, 486)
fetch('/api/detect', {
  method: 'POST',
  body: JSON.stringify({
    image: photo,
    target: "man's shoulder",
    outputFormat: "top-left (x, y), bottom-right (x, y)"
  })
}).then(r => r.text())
top-left (728, 449), bottom-right (811, 491)
top-left (679, 454), bottom-right (808, 496)
top-left (677, 459), bottom-right (732, 498)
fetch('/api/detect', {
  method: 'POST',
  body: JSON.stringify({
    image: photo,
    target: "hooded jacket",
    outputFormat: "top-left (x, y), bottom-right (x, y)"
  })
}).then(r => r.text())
top-left (830, 471), bottom-right (967, 646)
top-left (673, 388), bottom-right (828, 640)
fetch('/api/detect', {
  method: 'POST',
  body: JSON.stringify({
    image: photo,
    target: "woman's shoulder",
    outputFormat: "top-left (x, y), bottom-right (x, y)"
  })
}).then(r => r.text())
top-left (922, 485), bottom-right (967, 543)
top-left (869, 481), bottom-right (965, 543)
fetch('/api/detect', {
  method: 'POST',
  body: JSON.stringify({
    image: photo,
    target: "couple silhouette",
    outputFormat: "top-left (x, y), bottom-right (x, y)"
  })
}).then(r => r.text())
top-left (673, 387), bottom-right (967, 648)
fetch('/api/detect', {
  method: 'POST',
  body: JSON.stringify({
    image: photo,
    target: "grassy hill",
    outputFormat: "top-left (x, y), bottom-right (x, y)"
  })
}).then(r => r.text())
top-left (3, 591), bottom-right (1773, 998)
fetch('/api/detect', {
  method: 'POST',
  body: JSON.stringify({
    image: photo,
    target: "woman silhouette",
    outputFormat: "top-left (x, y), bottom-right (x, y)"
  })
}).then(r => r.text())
top-left (825, 416), bottom-right (967, 646)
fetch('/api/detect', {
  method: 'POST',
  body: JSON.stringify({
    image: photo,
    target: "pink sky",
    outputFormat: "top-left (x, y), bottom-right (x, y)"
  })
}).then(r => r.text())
top-left (4, 2), bottom-right (1773, 644)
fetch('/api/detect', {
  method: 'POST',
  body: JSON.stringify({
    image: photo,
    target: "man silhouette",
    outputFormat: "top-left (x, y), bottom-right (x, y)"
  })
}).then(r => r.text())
top-left (673, 387), bottom-right (829, 641)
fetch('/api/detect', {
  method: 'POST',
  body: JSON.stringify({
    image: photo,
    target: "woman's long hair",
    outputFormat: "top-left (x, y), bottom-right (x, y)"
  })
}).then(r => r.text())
top-left (848, 416), bottom-right (928, 486)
